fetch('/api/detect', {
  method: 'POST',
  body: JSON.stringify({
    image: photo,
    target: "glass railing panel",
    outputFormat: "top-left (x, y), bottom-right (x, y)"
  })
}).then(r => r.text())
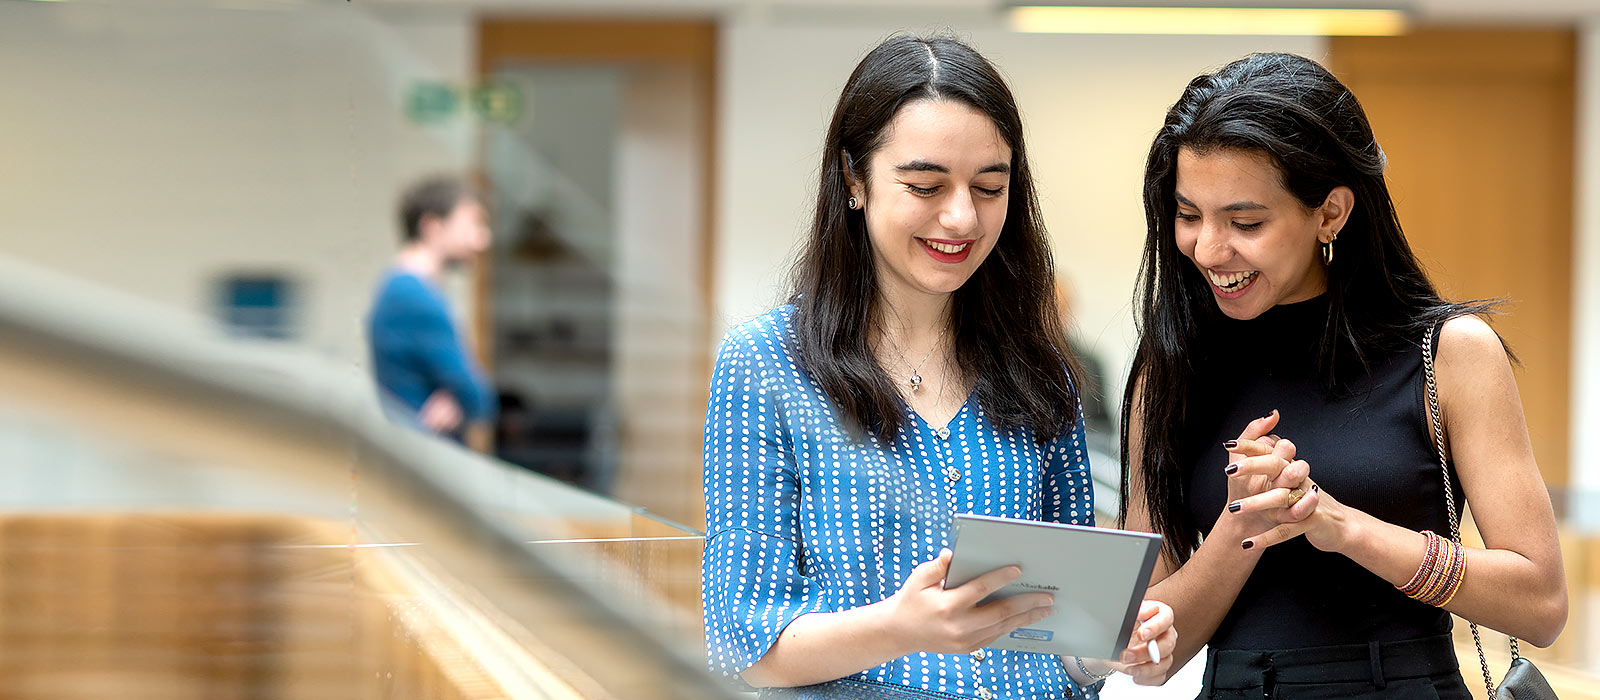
top-left (0, 258), bottom-right (731, 699)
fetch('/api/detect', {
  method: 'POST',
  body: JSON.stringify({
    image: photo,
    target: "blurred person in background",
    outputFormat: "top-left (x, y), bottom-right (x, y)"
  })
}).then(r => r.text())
top-left (367, 174), bottom-right (497, 443)
top-left (701, 35), bottom-right (1174, 699)
top-left (1120, 53), bottom-right (1566, 698)
top-left (1055, 279), bottom-right (1112, 439)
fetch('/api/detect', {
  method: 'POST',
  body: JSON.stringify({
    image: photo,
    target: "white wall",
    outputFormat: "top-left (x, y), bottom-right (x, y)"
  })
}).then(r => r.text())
top-left (1573, 17), bottom-right (1600, 526)
top-left (714, 14), bottom-right (1324, 417)
top-left (0, 2), bottom-right (477, 365)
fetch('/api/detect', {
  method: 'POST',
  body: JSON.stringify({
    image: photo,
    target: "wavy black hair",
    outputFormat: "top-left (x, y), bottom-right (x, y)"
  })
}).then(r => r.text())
top-left (789, 34), bottom-right (1079, 445)
top-left (1121, 53), bottom-right (1496, 566)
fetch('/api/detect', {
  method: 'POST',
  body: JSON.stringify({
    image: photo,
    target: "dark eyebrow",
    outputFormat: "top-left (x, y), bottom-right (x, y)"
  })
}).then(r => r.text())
top-left (894, 160), bottom-right (1011, 176)
top-left (1174, 191), bottom-right (1268, 212)
top-left (895, 160), bottom-right (949, 174)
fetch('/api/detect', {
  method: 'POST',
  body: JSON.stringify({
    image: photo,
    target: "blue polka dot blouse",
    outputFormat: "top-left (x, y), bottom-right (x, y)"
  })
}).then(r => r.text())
top-left (702, 306), bottom-right (1100, 700)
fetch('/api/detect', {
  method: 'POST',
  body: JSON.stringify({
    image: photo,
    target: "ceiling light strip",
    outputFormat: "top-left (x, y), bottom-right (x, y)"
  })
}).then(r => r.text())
top-left (1009, 6), bottom-right (1409, 36)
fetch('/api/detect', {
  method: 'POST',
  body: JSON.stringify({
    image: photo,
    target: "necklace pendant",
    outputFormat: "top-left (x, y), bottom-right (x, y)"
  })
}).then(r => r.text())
top-left (909, 373), bottom-right (923, 392)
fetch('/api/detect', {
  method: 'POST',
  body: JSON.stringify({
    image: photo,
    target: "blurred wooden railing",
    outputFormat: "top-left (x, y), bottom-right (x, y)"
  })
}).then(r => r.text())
top-left (0, 258), bottom-right (726, 700)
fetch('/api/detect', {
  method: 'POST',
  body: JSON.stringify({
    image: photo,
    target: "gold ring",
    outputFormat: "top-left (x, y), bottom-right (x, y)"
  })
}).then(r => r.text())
top-left (1286, 487), bottom-right (1307, 507)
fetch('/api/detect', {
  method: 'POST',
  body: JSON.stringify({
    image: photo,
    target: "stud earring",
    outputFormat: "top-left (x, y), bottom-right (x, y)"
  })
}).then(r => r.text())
top-left (847, 196), bottom-right (859, 210)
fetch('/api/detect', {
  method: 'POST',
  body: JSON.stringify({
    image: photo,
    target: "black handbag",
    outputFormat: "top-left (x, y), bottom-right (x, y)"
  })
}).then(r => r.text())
top-left (1423, 326), bottom-right (1559, 700)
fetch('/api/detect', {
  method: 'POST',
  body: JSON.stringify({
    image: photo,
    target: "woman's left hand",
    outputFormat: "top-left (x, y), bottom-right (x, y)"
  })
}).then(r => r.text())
top-left (1227, 468), bottom-right (1352, 553)
top-left (1106, 600), bottom-right (1177, 685)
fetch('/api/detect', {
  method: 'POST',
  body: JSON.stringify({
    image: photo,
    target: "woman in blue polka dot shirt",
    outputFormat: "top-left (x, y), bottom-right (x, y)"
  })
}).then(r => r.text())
top-left (701, 35), bottom-right (1176, 699)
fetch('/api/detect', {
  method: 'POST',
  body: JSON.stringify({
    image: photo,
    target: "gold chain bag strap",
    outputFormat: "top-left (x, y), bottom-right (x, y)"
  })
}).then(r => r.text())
top-left (1423, 325), bottom-right (1557, 700)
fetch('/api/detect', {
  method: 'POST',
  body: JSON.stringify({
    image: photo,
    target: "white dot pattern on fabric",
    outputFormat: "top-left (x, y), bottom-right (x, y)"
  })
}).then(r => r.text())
top-left (701, 306), bottom-right (1101, 700)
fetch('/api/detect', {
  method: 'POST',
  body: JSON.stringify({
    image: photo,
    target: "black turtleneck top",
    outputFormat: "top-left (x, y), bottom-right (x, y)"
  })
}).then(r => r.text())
top-left (1181, 295), bottom-right (1462, 650)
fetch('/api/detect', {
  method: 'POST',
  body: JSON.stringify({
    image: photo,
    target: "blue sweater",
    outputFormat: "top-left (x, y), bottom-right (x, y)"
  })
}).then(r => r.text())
top-left (366, 269), bottom-right (496, 426)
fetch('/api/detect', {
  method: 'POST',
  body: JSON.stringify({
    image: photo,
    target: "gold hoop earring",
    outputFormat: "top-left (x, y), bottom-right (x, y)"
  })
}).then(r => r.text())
top-left (1322, 236), bottom-right (1336, 265)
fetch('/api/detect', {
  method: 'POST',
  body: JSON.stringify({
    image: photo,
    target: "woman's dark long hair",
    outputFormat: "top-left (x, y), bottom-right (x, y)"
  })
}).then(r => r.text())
top-left (789, 34), bottom-right (1079, 445)
top-left (1121, 53), bottom-right (1496, 566)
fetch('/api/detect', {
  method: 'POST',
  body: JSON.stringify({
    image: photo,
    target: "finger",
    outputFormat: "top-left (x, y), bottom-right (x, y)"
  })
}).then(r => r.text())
top-left (1118, 638), bottom-right (1159, 666)
top-left (1119, 645), bottom-right (1146, 665)
top-left (1272, 460), bottom-right (1310, 490)
top-left (1233, 409), bottom-right (1279, 443)
top-left (1242, 521), bottom-right (1308, 551)
top-left (1226, 487), bottom-right (1295, 516)
top-left (1284, 483), bottom-right (1321, 521)
top-left (1224, 437), bottom-right (1277, 458)
top-left (1136, 599), bottom-right (1163, 623)
top-left (976, 602), bottom-right (1055, 647)
top-left (1272, 438), bottom-right (1297, 462)
top-left (1130, 600), bottom-right (1173, 644)
top-left (1153, 626), bottom-right (1177, 666)
top-left (1129, 666), bottom-right (1164, 686)
top-left (1224, 453), bottom-right (1292, 481)
top-left (974, 592), bottom-right (1055, 628)
top-left (1126, 632), bottom-right (1176, 685)
top-left (906, 549), bottom-right (954, 589)
top-left (949, 562), bottom-right (1024, 606)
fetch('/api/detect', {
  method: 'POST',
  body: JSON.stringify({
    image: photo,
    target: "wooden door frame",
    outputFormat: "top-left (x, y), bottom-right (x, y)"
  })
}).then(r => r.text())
top-left (471, 17), bottom-right (719, 392)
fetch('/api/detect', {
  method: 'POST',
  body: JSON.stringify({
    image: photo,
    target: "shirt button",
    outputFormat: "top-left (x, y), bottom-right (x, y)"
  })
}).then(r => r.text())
top-left (945, 466), bottom-right (962, 483)
top-left (936, 427), bottom-right (950, 440)
top-left (977, 686), bottom-right (994, 700)
top-left (971, 649), bottom-right (987, 661)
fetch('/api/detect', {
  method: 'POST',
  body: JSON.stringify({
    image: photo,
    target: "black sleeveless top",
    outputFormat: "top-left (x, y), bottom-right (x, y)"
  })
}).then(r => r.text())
top-left (1181, 296), bottom-right (1463, 650)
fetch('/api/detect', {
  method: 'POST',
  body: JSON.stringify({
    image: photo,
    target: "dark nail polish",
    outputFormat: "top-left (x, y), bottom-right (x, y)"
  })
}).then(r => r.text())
top-left (1312, 484), bottom-right (1320, 493)
top-left (1223, 440), bottom-right (1238, 449)
top-left (1228, 501), bottom-right (1242, 513)
top-left (1241, 540), bottom-right (1255, 550)
top-left (1225, 464), bottom-right (1239, 475)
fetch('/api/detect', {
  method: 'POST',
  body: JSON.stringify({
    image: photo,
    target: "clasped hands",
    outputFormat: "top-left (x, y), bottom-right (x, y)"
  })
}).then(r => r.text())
top-left (1223, 409), bottom-right (1350, 553)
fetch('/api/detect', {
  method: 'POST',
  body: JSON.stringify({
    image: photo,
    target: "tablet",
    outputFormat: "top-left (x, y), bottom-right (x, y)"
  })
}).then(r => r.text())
top-left (944, 513), bottom-right (1162, 659)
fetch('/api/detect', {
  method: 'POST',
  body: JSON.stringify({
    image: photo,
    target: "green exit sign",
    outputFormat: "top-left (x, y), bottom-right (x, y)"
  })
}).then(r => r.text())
top-left (405, 80), bottom-right (523, 125)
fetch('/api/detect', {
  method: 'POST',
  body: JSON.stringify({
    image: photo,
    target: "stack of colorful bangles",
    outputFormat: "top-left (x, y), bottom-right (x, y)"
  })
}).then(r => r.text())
top-left (1397, 530), bottom-right (1466, 607)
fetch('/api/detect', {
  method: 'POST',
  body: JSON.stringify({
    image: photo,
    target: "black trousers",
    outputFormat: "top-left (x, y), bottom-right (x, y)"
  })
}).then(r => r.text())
top-left (1198, 634), bottom-right (1472, 699)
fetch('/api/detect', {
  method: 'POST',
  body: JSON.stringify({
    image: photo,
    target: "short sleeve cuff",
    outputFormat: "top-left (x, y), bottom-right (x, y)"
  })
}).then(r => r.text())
top-left (702, 528), bottom-right (835, 685)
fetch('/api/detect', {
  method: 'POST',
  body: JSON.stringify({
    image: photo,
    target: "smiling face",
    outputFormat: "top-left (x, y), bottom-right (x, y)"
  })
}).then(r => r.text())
top-left (1173, 147), bottom-right (1351, 320)
top-left (848, 99), bottom-right (1011, 309)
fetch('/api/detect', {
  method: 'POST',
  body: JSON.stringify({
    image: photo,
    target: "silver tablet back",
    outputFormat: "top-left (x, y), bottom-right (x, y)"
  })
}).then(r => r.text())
top-left (945, 513), bottom-right (1162, 659)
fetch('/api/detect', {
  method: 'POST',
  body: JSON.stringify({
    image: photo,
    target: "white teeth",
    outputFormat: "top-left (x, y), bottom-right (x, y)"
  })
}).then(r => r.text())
top-left (925, 240), bottom-right (971, 254)
top-left (1207, 270), bottom-right (1257, 291)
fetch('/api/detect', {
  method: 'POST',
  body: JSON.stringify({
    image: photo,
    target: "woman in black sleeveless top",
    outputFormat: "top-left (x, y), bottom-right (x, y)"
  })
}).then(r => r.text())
top-left (1119, 53), bottom-right (1568, 699)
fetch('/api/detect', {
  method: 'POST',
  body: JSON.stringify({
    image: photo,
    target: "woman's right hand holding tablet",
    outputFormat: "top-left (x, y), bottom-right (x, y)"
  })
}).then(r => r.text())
top-left (741, 547), bottom-right (1055, 687)
top-left (882, 548), bottom-right (1056, 655)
